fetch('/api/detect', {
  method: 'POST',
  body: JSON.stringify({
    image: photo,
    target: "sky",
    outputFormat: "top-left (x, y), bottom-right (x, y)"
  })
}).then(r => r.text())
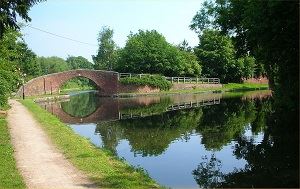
top-left (21, 0), bottom-right (203, 62)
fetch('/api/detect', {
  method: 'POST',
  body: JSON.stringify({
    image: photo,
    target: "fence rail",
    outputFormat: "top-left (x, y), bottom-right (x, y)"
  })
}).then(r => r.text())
top-left (165, 77), bottom-right (220, 84)
top-left (118, 73), bottom-right (220, 84)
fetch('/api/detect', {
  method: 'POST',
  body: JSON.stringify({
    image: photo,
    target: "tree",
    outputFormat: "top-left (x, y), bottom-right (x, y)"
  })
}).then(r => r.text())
top-left (177, 39), bottom-right (192, 52)
top-left (16, 42), bottom-right (41, 78)
top-left (117, 30), bottom-right (201, 76)
top-left (191, 0), bottom-right (299, 109)
top-left (0, 0), bottom-right (45, 38)
top-left (195, 29), bottom-right (241, 82)
top-left (93, 26), bottom-right (117, 70)
top-left (37, 56), bottom-right (69, 75)
top-left (66, 56), bottom-right (93, 70)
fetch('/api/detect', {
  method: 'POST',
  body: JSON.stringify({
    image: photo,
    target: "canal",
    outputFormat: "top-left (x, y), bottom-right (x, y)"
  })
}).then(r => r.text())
top-left (39, 90), bottom-right (299, 188)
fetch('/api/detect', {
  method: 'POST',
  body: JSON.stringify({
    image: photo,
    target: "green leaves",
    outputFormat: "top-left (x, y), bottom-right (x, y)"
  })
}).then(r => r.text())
top-left (117, 30), bottom-right (201, 77)
top-left (93, 26), bottom-right (118, 70)
top-left (120, 75), bottom-right (172, 91)
top-left (66, 56), bottom-right (93, 70)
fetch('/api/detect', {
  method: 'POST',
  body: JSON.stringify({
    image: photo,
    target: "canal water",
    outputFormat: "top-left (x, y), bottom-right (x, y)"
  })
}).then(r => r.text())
top-left (39, 90), bottom-right (299, 188)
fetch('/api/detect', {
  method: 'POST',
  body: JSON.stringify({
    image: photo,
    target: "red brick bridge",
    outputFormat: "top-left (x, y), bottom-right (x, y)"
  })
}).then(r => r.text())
top-left (16, 69), bottom-right (119, 97)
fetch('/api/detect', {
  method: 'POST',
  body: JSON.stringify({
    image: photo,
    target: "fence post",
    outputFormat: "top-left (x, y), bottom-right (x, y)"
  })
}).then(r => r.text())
top-left (183, 77), bottom-right (185, 83)
top-left (177, 78), bottom-right (179, 83)
top-left (129, 73), bottom-right (132, 78)
top-left (196, 77), bottom-right (198, 83)
top-left (171, 77), bottom-right (173, 83)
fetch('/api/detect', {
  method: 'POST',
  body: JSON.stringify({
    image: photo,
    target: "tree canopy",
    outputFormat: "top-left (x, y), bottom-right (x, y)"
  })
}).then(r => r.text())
top-left (66, 56), bottom-right (93, 70)
top-left (116, 30), bottom-right (201, 76)
top-left (191, 0), bottom-right (299, 109)
top-left (93, 26), bottom-right (118, 70)
top-left (0, 0), bottom-right (45, 37)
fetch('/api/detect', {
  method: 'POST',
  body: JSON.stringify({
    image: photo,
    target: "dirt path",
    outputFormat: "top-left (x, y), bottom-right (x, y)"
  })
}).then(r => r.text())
top-left (7, 100), bottom-right (97, 189)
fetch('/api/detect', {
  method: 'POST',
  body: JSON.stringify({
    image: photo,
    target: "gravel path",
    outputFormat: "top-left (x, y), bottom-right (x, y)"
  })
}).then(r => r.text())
top-left (7, 100), bottom-right (97, 189)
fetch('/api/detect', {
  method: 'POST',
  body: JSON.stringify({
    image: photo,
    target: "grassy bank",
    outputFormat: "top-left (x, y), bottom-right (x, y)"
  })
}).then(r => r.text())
top-left (117, 83), bottom-right (269, 97)
top-left (20, 100), bottom-right (160, 189)
top-left (0, 118), bottom-right (25, 189)
top-left (223, 83), bottom-right (269, 91)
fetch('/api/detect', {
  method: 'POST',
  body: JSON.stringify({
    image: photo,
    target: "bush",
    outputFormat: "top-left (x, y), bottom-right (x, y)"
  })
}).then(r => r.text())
top-left (120, 75), bottom-right (172, 91)
top-left (0, 78), bottom-right (9, 109)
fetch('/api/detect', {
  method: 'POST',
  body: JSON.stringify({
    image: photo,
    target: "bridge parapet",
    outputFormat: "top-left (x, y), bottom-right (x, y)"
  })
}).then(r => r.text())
top-left (16, 69), bottom-right (119, 97)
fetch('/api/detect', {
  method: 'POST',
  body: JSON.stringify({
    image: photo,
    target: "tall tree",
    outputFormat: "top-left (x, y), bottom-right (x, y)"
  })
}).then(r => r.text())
top-left (191, 0), bottom-right (299, 109)
top-left (0, 0), bottom-right (45, 38)
top-left (93, 26), bottom-right (117, 70)
top-left (195, 29), bottom-right (242, 82)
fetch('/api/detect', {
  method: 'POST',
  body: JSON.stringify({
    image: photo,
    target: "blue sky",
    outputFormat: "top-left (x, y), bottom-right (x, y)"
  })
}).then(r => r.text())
top-left (21, 0), bottom-right (203, 61)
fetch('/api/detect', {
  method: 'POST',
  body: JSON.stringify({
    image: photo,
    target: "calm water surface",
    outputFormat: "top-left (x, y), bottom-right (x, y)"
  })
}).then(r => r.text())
top-left (39, 90), bottom-right (299, 188)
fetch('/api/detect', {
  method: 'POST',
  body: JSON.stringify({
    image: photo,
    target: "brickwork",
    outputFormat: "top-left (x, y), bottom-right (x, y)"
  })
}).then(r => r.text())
top-left (16, 69), bottom-right (119, 97)
top-left (171, 83), bottom-right (223, 90)
top-left (242, 77), bottom-right (269, 84)
top-left (118, 84), bottom-right (160, 93)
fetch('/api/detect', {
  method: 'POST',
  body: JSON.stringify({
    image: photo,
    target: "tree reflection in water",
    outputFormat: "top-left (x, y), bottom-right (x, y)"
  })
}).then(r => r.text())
top-left (58, 90), bottom-right (298, 188)
top-left (192, 100), bottom-right (299, 188)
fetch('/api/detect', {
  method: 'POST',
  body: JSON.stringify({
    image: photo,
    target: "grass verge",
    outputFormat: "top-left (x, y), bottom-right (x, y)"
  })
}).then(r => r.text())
top-left (117, 83), bottom-right (269, 97)
top-left (223, 83), bottom-right (269, 91)
top-left (0, 118), bottom-right (26, 189)
top-left (20, 100), bottom-right (160, 189)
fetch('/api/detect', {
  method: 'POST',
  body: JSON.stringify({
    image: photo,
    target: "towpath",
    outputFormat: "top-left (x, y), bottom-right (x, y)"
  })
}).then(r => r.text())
top-left (7, 100), bottom-right (97, 189)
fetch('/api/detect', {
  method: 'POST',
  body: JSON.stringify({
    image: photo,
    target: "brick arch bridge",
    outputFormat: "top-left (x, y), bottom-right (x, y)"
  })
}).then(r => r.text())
top-left (16, 69), bottom-right (119, 97)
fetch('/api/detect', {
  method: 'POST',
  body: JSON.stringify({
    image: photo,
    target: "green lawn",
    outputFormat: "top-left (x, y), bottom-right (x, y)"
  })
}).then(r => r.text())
top-left (0, 118), bottom-right (25, 189)
top-left (20, 100), bottom-right (160, 189)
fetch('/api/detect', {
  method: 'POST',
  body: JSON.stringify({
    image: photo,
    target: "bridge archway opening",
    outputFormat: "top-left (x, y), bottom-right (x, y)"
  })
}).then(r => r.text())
top-left (59, 76), bottom-right (100, 93)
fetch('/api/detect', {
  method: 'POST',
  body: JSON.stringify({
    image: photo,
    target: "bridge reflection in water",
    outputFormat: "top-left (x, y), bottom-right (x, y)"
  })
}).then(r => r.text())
top-left (38, 92), bottom-right (223, 124)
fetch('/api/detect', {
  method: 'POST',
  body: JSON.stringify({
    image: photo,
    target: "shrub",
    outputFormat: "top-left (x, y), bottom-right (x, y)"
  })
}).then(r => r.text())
top-left (120, 75), bottom-right (172, 91)
top-left (0, 78), bottom-right (9, 109)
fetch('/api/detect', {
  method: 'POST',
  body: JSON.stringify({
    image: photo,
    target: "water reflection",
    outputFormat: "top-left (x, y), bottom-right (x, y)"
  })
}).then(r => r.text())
top-left (38, 90), bottom-right (299, 188)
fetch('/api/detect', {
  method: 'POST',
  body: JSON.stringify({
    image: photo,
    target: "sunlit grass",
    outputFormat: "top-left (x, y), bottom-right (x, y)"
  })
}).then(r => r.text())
top-left (118, 83), bottom-right (269, 97)
top-left (0, 118), bottom-right (25, 189)
top-left (20, 100), bottom-right (161, 189)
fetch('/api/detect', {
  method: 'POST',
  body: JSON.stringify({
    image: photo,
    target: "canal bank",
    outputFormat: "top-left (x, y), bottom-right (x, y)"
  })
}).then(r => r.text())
top-left (7, 100), bottom-right (98, 189)
top-left (18, 99), bottom-right (160, 189)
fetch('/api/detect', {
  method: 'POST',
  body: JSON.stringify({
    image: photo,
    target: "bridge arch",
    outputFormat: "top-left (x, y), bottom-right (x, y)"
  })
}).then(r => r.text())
top-left (16, 69), bottom-right (119, 97)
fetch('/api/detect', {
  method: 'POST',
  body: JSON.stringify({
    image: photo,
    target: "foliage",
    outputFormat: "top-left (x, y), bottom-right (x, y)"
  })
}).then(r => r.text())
top-left (96, 109), bottom-right (202, 156)
top-left (237, 56), bottom-right (256, 79)
top-left (37, 56), bottom-right (69, 75)
top-left (0, 0), bottom-right (44, 37)
top-left (193, 101), bottom-right (299, 188)
top-left (194, 29), bottom-right (256, 83)
top-left (116, 30), bottom-right (201, 76)
top-left (0, 29), bottom-right (27, 108)
top-left (120, 75), bottom-right (172, 91)
top-left (61, 92), bottom-right (100, 117)
top-left (60, 78), bottom-right (96, 92)
top-left (191, 0), bottom-right (299, 110)
top-left (21, 100), bottom-right (160, 188)
top-left (0, 118), bottom-right (26, 188)
top-left (93, 26), bottom-right (118, 70)
top-left (0, 78), bottom-right (9, 108)
top-left (66, 56), bottom-right (94, 70)
top-left (177, 39), bottom-right (192, 52)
